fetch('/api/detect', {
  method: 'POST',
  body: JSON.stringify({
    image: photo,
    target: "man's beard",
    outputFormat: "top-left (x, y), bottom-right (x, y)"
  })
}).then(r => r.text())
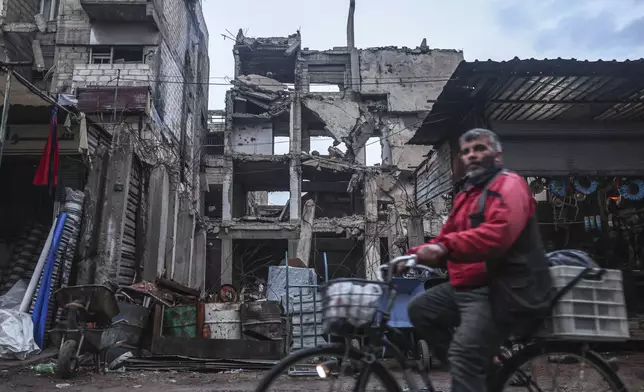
top-left (466, 155), bottom-right (497, 178)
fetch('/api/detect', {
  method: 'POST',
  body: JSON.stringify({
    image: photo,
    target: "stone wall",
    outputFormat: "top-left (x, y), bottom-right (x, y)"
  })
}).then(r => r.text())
top-left (72, 63), bottom-right (151, 89)
top-left (359, 48), bottom-right (463, 113)
top-left (231, 123), bottom-right (274, 155)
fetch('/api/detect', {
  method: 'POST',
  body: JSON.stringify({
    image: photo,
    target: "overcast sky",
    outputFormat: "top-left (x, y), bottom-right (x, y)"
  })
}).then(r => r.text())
top-left (200, 0), bottom-right (644, 203)
top-left (203, 0), bottom-right (644, 108)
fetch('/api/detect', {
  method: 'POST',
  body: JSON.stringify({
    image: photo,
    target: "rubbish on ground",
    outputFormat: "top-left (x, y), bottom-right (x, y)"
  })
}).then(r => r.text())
top-left (31, 362), bottom-right (57, 373)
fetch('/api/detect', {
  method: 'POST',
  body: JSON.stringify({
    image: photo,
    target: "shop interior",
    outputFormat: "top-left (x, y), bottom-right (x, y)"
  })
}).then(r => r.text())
top-left (528, 176), bottom-right (644, 314)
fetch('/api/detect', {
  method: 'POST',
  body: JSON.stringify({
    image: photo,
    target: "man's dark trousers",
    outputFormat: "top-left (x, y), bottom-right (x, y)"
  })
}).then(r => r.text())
top-left (408, 282), bottom-right (507, 392)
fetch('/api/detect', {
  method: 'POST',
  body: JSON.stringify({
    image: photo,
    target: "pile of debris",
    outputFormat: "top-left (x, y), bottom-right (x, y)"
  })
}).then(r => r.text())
top-left (231, 74), bottom-right (291, 118)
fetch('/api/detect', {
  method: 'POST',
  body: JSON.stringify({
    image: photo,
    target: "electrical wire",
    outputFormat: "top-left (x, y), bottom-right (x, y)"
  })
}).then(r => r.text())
top-left (85, 75), bottom-right (458, 87)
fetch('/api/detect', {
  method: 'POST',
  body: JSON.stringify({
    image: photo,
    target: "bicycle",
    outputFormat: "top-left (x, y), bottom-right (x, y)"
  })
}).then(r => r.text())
top-left (254, 255), bottom-right (628, 392)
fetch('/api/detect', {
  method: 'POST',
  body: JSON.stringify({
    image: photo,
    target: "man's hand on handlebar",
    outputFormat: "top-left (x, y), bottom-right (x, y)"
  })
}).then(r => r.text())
top-left (408, 244), bottom-right (447, 269)
top-left (378, 254), bottom-right (440, 282)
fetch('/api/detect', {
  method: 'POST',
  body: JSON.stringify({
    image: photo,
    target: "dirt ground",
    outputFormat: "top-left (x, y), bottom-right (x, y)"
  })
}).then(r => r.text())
top-left (1, 353), bottom-right (644, 392)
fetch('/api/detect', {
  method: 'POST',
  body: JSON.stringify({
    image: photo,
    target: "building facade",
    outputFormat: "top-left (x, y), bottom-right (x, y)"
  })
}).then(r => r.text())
top-left (409, 58), bottom-right (644, 332)
top-left (0, 0), bottom-right (210, 291)
top-left (204, 1), bottom-right (462, 293)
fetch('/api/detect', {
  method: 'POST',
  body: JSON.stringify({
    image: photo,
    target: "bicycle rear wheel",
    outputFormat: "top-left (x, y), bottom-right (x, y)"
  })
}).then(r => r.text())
top-left (254, 343), bottom-right (402, 392)
top-left (491, 341), bottom-right (627, 392)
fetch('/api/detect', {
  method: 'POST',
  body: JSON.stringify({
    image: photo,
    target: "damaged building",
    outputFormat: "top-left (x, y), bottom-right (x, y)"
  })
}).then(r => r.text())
top-left (0, 0), bottom-right (210, 301)
top-left (204, 1), bottom-right (463, 294)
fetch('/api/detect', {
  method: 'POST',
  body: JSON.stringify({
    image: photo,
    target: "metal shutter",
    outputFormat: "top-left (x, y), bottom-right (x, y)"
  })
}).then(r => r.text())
top-left (415, 142), bottom-right (453, 205)
top-left (119, 158), bottom-right (142, 286)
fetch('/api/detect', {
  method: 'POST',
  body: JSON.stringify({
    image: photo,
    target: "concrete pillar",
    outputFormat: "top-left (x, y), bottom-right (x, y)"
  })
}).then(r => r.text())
top-left (296, 199), bottom-right (316, 266)
top-left (224, 90), bottom-right (234, 154)
top-left (289, 94), bottom-right (302, 221)
top-left (407, 215), bottom-right (425, 249)
top-left (191, 229), bottom-right (207, 293)
top-left (382, 126), bottom-right (393, 166)
top-left (76, 145), bottom-right (109, 285)
top-left (301, 121), bottom-right (310, 153)
top-left (173, 195), bottom-right (194, 286)
top-left (221, 238), bottom-right (233, 285)
top-left (347, 0), bottom-right (360, 92)
top-left (364, 174), bottom-right (380, 280)
top-left (288, 239), bottom-right (298, 261)
top-left (165, 185), bottom-right (179, 278)
top-left (94, 126), bottom-right (133, 285)
top-left (222, 157), bottom-right (233, 221)
top-left (387, 206), bottom-right (403, 258)
top-left (143, 166), bottom-right (169, 282)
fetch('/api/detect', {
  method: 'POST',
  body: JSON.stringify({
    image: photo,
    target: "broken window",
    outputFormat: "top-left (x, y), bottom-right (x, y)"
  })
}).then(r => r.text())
top-left (309, 84), bottom-right (341, 93)
top-left (90, 46), bottom-right (144, 65)
top-left (90, 46), bottom-right (112, 64)
top-left (268, 192), bottom-right (289, 206)
top-left (307, 64), bottom-right (346, 91)
top-left (365, 136), bottom-right (383, 166)
top-left (206, 185), bottom-right (223, 219)
top-left (273, 136), bottom-right (290, 155)
top-left (205, 133), bottom-right (224, 155)
top-left (362, 94), bottom-right (388, 112)
top-left (309, 136), bottom-right (346, 156)
top-left (113, 46), bottom-right (144, 63)
top-left (40, 0), bottom-right (59, 21)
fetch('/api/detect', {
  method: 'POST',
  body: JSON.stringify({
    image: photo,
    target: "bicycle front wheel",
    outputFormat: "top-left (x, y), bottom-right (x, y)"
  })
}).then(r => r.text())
top-left (491, 341), bottom-right (627, 392)
top-left (254, 343), bottom-right (402, 392)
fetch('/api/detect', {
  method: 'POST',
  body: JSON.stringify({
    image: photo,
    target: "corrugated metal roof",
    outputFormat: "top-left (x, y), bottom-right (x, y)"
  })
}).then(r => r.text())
top-left (409, 58), bottom-right (644, 145)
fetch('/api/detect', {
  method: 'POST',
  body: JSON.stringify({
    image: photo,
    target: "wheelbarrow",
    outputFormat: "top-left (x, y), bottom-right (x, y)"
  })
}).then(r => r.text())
top-left (48, 285), bottom-right (128, 378)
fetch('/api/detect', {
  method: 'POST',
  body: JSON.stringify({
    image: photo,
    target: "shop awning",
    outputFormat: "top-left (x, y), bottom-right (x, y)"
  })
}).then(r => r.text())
top-left (0, 69), bottom-right (52, 107)
top-left (409, 58), bottom-right (644, 145)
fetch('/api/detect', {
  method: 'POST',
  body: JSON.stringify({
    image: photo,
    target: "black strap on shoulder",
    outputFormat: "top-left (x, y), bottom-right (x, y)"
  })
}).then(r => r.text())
top-left (469, 169), bottom-right (507, 229)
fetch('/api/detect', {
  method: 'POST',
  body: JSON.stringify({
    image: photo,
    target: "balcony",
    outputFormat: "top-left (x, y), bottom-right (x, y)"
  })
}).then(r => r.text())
top-left (73, 63), bottom-right (152, 115)
top-left (80, 0), bottom-right (157, 24)
top-left (73, 63), bottom-right (152, 89)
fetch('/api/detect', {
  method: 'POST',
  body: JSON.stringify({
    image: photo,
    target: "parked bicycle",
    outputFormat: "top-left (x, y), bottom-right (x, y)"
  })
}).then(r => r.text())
top-left (254, 255), bottom-right (628, 392)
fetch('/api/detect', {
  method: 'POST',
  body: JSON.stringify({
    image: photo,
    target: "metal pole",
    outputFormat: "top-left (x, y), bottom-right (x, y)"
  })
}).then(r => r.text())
top-left (112, 68), bottom-right (120, 122)
top-left (285, 251), bottom-right (289, 320)
top-left (324, 252), bottom-right (330, 344)
top-left (0, 69), bottom-right (13, 171)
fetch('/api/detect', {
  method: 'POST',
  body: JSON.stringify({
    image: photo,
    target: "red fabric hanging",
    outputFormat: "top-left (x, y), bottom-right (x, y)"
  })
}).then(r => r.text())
top-left (33, 107), bottom-right (59, 192)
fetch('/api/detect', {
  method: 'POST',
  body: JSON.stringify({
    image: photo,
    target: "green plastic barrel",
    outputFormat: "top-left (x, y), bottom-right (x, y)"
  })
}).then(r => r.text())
top-left (163, 305), bottom-right (198, 337)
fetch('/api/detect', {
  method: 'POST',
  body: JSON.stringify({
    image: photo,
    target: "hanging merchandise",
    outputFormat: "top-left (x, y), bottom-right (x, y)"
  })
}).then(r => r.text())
top-left (620, 179), bottom-right (644, 201)
top-left (584, 216), bottom-right (591, 232)
top-left (529, 177), bottom-right (546, 195)
top-left (595, 215), bottom-right (603, 232)
top-left (573, 177), bottom-right (599, 195)
top-left (33, 106), bottom-right (59, 196)
top-left (549, 178), bottom-right (567, 198)
top-left (31, 212), bottom-right (68, 349)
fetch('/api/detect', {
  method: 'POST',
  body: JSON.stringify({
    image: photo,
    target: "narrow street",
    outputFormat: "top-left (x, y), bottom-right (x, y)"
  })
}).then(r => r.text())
top-left (2, 353), bottom-right (644, 392)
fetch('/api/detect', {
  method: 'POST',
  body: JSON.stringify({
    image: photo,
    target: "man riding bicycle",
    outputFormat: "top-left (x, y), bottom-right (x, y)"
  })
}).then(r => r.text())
top-left (406, 128), bottom-right (554, 392)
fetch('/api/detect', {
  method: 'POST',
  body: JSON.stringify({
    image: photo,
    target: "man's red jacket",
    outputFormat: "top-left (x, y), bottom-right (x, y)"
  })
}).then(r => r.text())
top-left (408, 171), bottom-right (536, 288)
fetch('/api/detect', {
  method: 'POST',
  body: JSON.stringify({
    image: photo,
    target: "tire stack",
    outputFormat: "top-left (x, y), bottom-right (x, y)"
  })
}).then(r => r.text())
top-left (0, 224), bottom-right (48, 296)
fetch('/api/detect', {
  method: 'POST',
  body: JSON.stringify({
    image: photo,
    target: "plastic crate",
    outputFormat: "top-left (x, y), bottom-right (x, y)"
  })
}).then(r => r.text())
top-left (538, 266), bottom-right (630, 342)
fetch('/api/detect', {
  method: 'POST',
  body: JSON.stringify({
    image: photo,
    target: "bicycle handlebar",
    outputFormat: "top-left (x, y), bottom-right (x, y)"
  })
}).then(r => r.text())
top-left (376, 254), bottom-right (439, 283)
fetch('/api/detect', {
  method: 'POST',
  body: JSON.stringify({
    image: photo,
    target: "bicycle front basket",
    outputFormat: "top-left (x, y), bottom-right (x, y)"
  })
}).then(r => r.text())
top-left (321, 278), bottom-right (388, 337)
